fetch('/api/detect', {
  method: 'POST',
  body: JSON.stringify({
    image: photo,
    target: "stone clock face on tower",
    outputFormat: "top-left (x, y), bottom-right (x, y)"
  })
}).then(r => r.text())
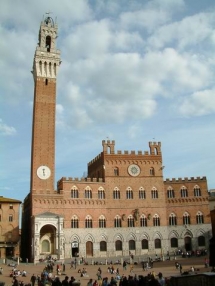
top-left (37, 165), bottom-right (51, 180)
top-left (128, 164), bottom-right (141, 177)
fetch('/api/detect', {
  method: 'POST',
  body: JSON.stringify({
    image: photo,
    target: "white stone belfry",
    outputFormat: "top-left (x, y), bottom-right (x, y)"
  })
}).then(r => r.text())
top-left (32, 16), bottom-right (61, 80)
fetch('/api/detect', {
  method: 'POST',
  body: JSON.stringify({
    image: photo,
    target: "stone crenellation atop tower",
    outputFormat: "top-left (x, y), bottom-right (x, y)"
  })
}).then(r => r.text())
top-left (149, 141), bottom-right (162, 155)
top-left (102, 140), bottom-right (115, 154)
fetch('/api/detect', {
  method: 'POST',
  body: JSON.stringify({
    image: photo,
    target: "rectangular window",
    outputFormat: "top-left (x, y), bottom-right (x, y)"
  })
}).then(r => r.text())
top-left (71, 220), bottom-right (79, 228)
top-left (98, 191), bottom-right (105, 199)
top-left (151, 190), bottom-right (158, 199)
top-left (114, 219), bottom-right (121, 228)
top-left (194, 188), bottom-right (201, 197)
top-left (99, 219), bottom-right (106, 228)
top-left (85, 220), bottom-right (92, 228)
top-left (126, 191), bottom-right (133, 199)
top-left (113, 191), bottom-right (120, 199)
top-left (181, 189), bottom-right (188, 197)
top-left (10, 204), bottom-right (13, 209)
top-left (140, 218), bottom-right (147, 227)
top-left (167, 190), bottom-right (175, 198)
top-left (71, 190), bottom-right (78, 198)
top-left (139, 191), bottom-right (146, 199)
top-left (128, 219), bottom-right (135, 227)
top-left (9, 215), bottom-right (13, 222)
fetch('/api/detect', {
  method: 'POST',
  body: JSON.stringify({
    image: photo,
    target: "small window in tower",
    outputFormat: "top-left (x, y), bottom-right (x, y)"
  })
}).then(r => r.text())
top-left (46, 36), bottom-right (51, 52)
top-left (45, 79), bottom-right (48, 85)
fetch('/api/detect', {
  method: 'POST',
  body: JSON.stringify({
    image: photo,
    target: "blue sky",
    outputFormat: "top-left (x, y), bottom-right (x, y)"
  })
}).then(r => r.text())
top-left (0, 0), bottom-right (215, 201)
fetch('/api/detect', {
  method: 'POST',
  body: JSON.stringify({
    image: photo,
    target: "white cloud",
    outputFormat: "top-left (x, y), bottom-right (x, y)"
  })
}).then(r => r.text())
top-left (179, 89), bottom-right (215, 117)
top-left (59, 46), bottom-right (212, 129)
top-left (0, 0), bottom-right (92, 32)
top-left (0, 119), bottom-right (16, 136)
top-left (148, 12), bottom-right (215, 50)
top-left (119, 9), bottom-right (171, 33)
top-left (62, 19), bottom-right (112, 60)
top-left (119, 0), bottom-right (185, 33)
top-left (56, 104), bottom-right (65, 129)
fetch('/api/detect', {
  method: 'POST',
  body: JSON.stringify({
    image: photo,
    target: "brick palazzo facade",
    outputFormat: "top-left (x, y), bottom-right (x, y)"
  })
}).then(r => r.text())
top-left (0, 197), bottom-right (21, 259)
top-left (21, 16), bottom-right (212, 262)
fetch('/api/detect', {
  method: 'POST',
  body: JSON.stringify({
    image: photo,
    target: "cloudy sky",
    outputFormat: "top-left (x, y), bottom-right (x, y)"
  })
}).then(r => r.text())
top-left (0, 0), bottom-right (215, 201)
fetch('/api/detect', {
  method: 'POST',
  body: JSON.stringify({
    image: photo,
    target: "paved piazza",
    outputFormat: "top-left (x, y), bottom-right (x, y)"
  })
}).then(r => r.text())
top-left (0, 256), bottom-right (213, 285)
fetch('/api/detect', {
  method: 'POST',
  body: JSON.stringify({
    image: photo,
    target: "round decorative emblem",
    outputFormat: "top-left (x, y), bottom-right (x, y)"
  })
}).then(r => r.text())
top-left (37, 165), bottom-right (51, 180)
top-left (128, 164), bottom-right (141, 177)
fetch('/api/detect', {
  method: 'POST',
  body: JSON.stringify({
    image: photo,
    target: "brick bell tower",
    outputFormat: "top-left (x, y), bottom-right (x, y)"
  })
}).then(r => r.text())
top-left (31, 15), bottom-right (61, 193)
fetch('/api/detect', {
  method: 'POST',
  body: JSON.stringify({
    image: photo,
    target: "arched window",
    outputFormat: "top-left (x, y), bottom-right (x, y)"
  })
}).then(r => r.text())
top-left (129, 240), bottom-right (136, 250)
top-left (141, 239), bottom-right (148, 249)
top-left (49, 62), bottom-right (52, 76)
top-left (114, 215), bottom-right (122, 228)
top-left (154, 238), bottom-right (161, 249)
top-left (183, 212), bottom-right (190, 225)
top-left (114, 167), bottom-right (119, 176)
top-left (167, 187), bottom-right (175, 198)
top-left (99, 215), bottom-right (106, 228)
top-left (115, 240), bottom-right (122, 251)
top-left (151, 187), bottom-right (158, 199)
top-left (126, 187), bottom-right (133, 199)
top-left (153, 214), bottom-right (160, 226)
top-left (198, 236), bottom-right (205, 247)
top-left (44, 61), bottom-right (47, 75)
top-left (100, 241), bottom-right (107, 251)
top-left (181, 186), bottom-right (188, 198)
top-left (71, 187), bottom-right (78, 198)
top-left (98, 188), bottom-right (105, 199)
top-left (139, 187), bottom-right (146, 199)
top-left (196, 211), bottom-right (204, 224)
top-left (194, 185), bottom-right (201, 197)
top-left (39, 61), bottom-right (42, 74)
top-left (150, 167), bottom-right (155, 176)
top-left (54, 63), bottom-right (56, 76)
top-left (169, 213), bottom-right (177, 226)
top-left (127, 215), bottom-right (135, 227)
top-left (71, 215), bottom-right (79, 228)
top-left (85, 187), bottom-right (92, 199)
top-left (113, 187), bottom-right (120, 199)
top-left (85, 215), bottom-right (92, 228)
top-left (170, 237), bottom-right (178, 248)
top-left (140, 215), bottom-right (147, 227)
top-left (46, 36), bottom-right (51, 52)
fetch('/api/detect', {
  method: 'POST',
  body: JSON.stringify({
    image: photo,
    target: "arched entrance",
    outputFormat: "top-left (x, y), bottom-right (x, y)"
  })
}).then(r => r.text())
top-left (86, 241), bottom-right (93, 257)
top-left (40, 225), bottom-right (56, 256)
top-left (71, 241), bottom-right (79, 257)
top-left (184, 236), bottom-right (192, 251)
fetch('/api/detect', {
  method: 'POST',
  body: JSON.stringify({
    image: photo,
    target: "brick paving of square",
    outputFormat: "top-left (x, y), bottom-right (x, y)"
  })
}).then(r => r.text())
top-left (0, 257), bottom-right (212, 286)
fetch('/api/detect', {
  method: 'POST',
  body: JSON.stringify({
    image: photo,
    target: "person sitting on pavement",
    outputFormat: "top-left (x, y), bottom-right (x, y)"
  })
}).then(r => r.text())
top-left (22, 270), bottom-right (27, 277)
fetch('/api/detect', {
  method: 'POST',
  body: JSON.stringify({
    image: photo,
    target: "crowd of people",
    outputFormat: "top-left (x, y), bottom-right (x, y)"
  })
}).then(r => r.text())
top-left (8, 260), bottom-right (168, 286)
top-left (3, 253), bottom-right (212, 286)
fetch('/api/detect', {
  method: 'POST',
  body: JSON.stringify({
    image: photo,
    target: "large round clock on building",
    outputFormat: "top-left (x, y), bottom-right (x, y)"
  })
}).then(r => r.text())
top-left (128, 164), bottom-right (141, 176)
top-left (37, 165), bottom-right (51, 180)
